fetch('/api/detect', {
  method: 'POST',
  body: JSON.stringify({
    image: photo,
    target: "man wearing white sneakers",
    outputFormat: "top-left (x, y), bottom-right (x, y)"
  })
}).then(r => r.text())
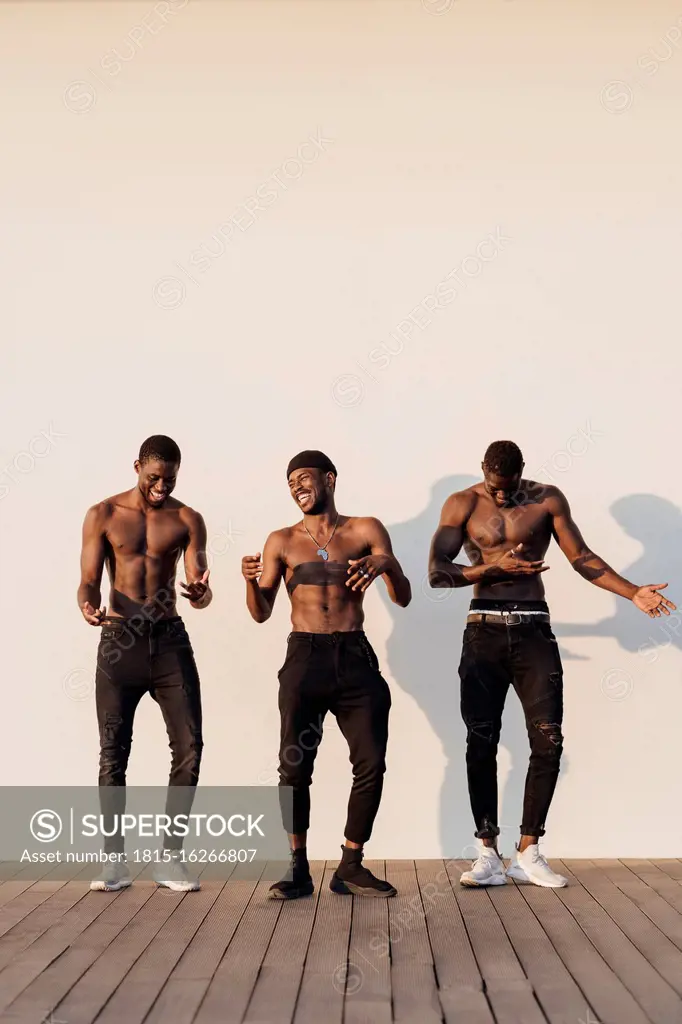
top-left (429, 440), bottom-right (675, 888)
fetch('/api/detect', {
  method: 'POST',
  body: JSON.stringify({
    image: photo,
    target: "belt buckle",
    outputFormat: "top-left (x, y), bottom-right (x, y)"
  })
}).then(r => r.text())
top-left (505, 612), bottom-right (522, 626)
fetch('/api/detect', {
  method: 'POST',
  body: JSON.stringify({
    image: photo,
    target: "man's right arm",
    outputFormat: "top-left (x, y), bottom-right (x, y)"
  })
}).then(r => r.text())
top-left (242, 531), bottom-right (285, 623)
top-left (428, 492), bottom-right (549, 589)
top-left (428, 492), bottom-right (490, 589)
top-left (78, 504), bottom-right (107, 625)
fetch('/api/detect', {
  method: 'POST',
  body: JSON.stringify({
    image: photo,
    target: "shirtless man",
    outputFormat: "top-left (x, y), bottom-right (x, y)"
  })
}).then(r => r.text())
top-left (242, 450), bottom-right (411, 899)
top-left (78, 435), bottom-right (212, 892)
top-left (429, 440), bottom-right (675, 888)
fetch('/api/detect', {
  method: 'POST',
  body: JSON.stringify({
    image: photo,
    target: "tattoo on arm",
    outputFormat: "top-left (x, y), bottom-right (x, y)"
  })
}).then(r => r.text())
top-left (572, 553), bottom-right (607, 582)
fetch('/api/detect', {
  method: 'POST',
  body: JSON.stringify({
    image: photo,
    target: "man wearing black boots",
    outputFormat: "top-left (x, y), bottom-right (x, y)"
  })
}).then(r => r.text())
top-left (242, 451), bottom-right (411, 899)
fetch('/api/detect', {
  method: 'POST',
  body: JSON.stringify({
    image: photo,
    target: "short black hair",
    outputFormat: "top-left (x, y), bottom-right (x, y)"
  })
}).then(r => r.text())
top-left (138, 435), bottom-right (181, 465)
top-left (483, 440), bottom-right (523, 477)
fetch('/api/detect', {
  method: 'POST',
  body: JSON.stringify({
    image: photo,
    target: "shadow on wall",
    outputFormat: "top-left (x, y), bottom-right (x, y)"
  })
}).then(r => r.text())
top-left (552, 494), bottom-right (682, 660)
top-left (379, 474), bottom-right (555, 859)
top-left (380, 488), bottom-right (681, 857)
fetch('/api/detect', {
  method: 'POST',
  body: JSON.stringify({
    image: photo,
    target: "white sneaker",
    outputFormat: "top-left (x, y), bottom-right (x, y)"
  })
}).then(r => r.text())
top-left (90, 862), bottom-right (132, 892)
top-left (506, 844), bottom-right (567, 888)
top-left (460, 844), bottom-right (507, 887)
top-left (153, 853), bottom-right (200, 892)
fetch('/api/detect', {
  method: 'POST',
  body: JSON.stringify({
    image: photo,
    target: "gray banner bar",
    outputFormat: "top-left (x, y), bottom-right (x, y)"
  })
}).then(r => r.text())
top-left (0, 786), bottom-right (292, 880)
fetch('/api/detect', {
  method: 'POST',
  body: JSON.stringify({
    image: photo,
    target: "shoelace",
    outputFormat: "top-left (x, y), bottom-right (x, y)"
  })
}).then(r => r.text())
top-left (473, 851), bottom-right (500, 870)
top-left (529, 846), bottom-right (550, 869)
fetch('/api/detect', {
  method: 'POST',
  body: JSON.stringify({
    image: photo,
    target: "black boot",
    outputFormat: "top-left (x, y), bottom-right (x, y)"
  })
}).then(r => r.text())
top-left (330, 845), bottom-right (397, 898)
top-left (268, 848), bottom-right (314, 900)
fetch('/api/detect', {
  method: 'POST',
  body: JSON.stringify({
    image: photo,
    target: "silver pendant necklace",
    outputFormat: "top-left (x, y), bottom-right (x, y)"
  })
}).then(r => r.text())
top-left (302, 514), bottom-right (340, 561)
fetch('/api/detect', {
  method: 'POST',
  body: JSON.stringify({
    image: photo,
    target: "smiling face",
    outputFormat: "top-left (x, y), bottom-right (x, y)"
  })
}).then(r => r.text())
top-left (482, 467), bottom-right (523, 508)
top-left (135, 458), bottom-right (179, 508)
top-left (288, 467), bottom-right (335, 516)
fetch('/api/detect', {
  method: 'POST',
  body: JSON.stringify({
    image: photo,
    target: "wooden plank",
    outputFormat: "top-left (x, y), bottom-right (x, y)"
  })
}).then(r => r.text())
top-left (52, 886), bottom-right (184, 1024)
top-left (0, 863), bottom-right (85, 939)
top-left (2, 881), bottom-right (158, 1024)
top-left (0, 879), bottom-right (91, 973)
top-left (0, 883), bottom-right (128, 1014)
top-left (94, 882), bottom-right (225, 1024)
top-left (193, 873), bottom-right (283, 1023)
top-left (446, 861), bottom-right (546, 1024)
top-left (386, 860), bottom-right (442, 1024)
top-left (0, 864), bottom-right (64, 911)
top-left (0, 862), bottom-right (29, 883)
top-left (622, 860), bottom-right (682, 915)
top-left (474, 864), bottom-right (596, 1024)
top-left (143, 862), bottom-right (259, 1024)
top-left (0, 863), bottom-right (144, 973)
top-left (293, 863), bottom-right (352, 1024)
top-left (243, 861), bottom-right (324, 1024)
top-left (565, 860), bottom-right (682, 997)
top-left (343, 860), bottom-right (392, 1024)
top-left (553, 859), bottom-right (682, 1024)
top-left (6, 857), bottom-right (682, 1024)
top-left (652, 860), bottom-right (682, 882)
top-left (414, 860), bottom-right (494, 1024)
top-left (516, 876), bottom-right (650, 1024)
top-left (595, 860), bottom-right (682, 952)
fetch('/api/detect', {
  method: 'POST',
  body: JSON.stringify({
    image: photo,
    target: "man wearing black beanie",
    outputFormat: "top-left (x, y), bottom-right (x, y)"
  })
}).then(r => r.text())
top-left (242, 450), bottom-right (411, 899)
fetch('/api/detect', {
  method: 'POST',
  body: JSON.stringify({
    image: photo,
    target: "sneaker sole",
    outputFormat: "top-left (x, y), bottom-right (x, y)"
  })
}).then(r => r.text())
top-left (460, 874), bottom-right (507, 887)
top-left (155, 880), bottom-right (201, 892)
top-left (268, 883), bottom-right (315, 901)
top-left (506, 867), bottom-right (567, 888)
top-left (90, 879), bottom-right (133, 892)
top-left (329, 877), bottom-right (397, 898)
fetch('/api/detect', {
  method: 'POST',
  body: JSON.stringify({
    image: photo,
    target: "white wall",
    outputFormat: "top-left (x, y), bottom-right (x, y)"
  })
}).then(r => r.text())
top-left (2, 0), bottom-right (681, 857)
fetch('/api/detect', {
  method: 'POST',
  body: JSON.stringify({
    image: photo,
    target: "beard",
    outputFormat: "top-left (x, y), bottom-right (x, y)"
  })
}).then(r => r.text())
top-left (305, 494), bottom-right (331, 517)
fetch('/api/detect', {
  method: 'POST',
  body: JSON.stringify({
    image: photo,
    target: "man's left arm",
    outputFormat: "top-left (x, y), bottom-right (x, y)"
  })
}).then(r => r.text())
top-left (548, 487), bottom-right (675, 618)
top-left (346, 518), bottom-right (411, 607)
top-left (181, 510), bottom-right (213, 610)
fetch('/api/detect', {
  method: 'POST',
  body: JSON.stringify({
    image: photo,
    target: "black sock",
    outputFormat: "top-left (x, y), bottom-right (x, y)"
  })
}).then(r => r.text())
top-left (290, 847), bottom-right (311, 878)
top-left (334, 844), bottom-right (395, 893)
top-left (269, 846), bottom-right (313, 897)
top-left (336, 845), bottom-right (366, 881)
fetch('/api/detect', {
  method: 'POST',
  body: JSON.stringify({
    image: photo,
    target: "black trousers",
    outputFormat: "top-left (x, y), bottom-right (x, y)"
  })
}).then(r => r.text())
top-left (458, 600), bottom-right (564, 840)
top-left (277, 631), bottom-right (391, 845)
top-left (95, 616), bottom-right (203, 851)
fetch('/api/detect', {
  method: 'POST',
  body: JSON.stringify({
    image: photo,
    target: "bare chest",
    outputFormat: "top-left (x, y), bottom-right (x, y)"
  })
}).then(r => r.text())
top-left (285, 527), bottom-right (369, 570)
top-left (106, 509), bottom-right (187, 559)
top-left (466, 502), bottom-right (549, 550)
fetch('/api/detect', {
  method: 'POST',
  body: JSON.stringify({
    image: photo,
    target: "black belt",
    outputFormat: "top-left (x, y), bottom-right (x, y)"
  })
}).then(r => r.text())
top-left (467, 611), bottom-right (551, 626)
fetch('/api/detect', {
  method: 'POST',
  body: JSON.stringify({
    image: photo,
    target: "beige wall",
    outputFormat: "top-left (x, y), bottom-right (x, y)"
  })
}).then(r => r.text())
top-left (1, 0), bottom-right (681, 856)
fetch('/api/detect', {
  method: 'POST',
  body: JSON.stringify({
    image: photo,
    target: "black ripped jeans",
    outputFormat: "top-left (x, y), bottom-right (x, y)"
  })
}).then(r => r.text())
top-left (459, 600), bottom-right (564, 840)
top-left (95, 616), bottom-right (203, 852)
top-left (277, 631), bottom-right (391, 845)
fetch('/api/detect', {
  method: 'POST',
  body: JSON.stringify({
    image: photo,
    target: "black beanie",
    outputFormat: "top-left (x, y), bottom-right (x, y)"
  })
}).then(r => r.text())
top-left (286, 450), bottom-right (337, 479)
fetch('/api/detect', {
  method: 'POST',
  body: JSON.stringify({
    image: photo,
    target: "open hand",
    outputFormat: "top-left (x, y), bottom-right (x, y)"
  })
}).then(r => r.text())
top-left (180, 569), bottom-right (210, 605)
top-left (633, 583), bottom-right (676, 618)
top-left (485, 543), bottom-right (549, 581)
top-left (347, 554), bottom-right (392, 592)
top-left (241, 553), bottom-right (262, 582)
top-left (81, 601), bottom-right (106, 626)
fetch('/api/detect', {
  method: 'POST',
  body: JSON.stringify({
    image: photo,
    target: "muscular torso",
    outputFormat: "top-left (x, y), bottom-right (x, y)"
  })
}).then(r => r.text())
top-left (100, 491), bottom-right (190, 619)
top-left (279, 517), bottom-right (372, 633)
top-left (463, 480), bottom-right (553, 600)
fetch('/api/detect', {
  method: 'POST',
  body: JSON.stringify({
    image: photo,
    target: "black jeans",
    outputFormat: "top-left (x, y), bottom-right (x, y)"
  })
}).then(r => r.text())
top-left (95, 616), bottom-right (203, 852)
top-left (459, 600), bottom-right (564, 840)
top-left (277, 631), bottom-right (391, 845)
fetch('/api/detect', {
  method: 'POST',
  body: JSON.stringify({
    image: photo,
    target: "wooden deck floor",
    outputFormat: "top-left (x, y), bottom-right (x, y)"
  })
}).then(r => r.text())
top-left (1, 858), bottom-right (682, 1023)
